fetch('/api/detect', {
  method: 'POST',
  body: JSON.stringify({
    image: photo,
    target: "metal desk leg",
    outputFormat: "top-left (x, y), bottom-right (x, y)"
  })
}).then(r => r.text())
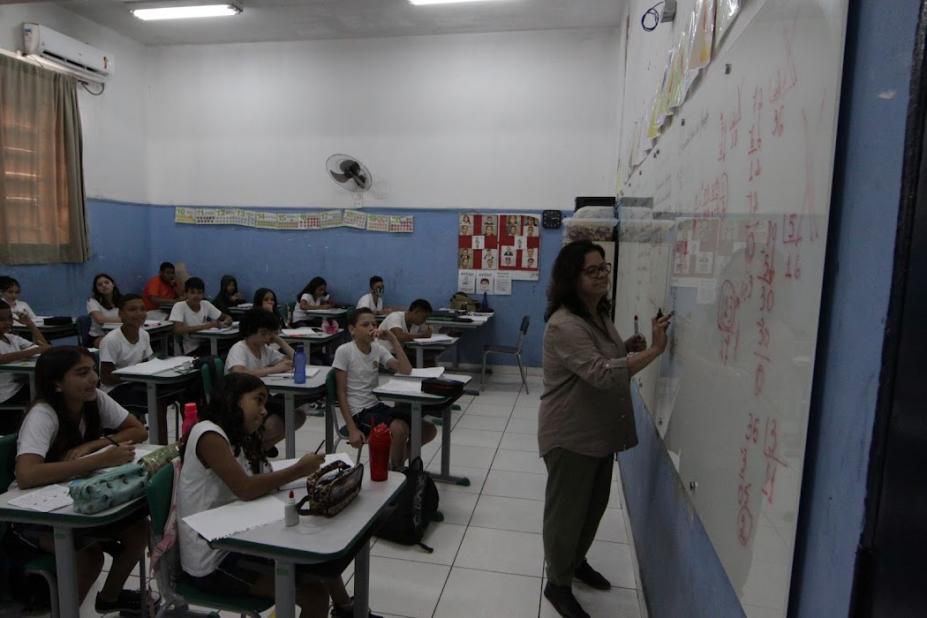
top-left (354, 540), bottom-right (370, 618)
top-left (159, 334), bottom-right (169, 359)
top-left (28, 374), bottom-right (35, 398)
top-left (410, 402), bottom-right (422, 461)
top-left (274, 559), bottom-right (297, 618)
top-left (325, 399), bottom-right (335, 454)
top-left (210, 338), bottom-right (218, 356)
top-left (147, 382), bottom-right (161, 445)
top-left (430, 406), bottom-right (470, 486)
top-left (284, 391), bottom-right (296, 459)
top-left (416, 348), bottom-right (424, 369)
top-left (53, 527), bottom-right (79, 618)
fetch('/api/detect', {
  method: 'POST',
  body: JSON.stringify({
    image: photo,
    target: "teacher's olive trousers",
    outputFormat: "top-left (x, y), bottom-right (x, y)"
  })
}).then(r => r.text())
top-left (542, 447), bottom-right (613, 586)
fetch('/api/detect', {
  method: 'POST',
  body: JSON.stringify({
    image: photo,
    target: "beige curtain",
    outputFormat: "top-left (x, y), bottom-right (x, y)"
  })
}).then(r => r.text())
top-left (0, 54), bottom-right (89, 264)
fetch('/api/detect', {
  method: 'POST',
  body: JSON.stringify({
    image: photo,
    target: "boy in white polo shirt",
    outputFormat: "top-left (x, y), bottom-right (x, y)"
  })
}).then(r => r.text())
top-left (378, 299), bottom-right (433, 355)
top-left (169, 277), bottom-right (232, 356)
top-left (333, 307), bottom-right (436, 469)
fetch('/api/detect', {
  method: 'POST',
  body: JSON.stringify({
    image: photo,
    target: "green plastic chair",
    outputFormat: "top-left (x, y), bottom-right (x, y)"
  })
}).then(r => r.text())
top-left (0, 434), bottom-right (61, 617)
top-left (199, 356), bottom-right (225, 405)
top-left (146, 465), bottom-right (272, 617)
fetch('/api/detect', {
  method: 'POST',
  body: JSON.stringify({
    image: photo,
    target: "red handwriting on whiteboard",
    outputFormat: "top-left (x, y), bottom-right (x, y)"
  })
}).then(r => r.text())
top-left (717, 280), bottom-right (740, 364)
top-left (768, 17), bottom-right (799, 105)
top-left (762, 418), bottom-right (787, 505)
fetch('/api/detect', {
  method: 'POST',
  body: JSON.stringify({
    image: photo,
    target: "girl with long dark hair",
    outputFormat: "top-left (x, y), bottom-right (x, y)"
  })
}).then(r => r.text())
top-left (14, 346), bottom-right (149, 613)
top-left (87, 273), bottom-right (123, 346)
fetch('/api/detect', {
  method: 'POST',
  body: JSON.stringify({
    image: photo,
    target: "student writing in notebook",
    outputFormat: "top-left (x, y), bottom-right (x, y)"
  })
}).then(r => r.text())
top-left (169, 277), bottom-right (233, 356)
top-left (292, 277), bottom-right (333, 326)
top-left (378, 299), bottom-right (433, 354)
top-left (177, 373), bottom-right (377, 618)
top-left (0, 276), bottom-right (38, 325)
top-left (334, 308), bottom-right (437, 469)
top-left (212, 274), bottom-right (245, 314)
top-left (225, 308), bottom-right (305, 455)
top-left (14, 347), bottom-right (149, 615)
top-left (0, 300), bottom-right (49, 432)
top-left (87, 273), bottom-right (123, 346)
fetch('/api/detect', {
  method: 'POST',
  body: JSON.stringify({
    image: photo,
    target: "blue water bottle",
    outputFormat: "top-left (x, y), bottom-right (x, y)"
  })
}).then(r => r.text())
top-left (293, 344), bottom-right (307, 384)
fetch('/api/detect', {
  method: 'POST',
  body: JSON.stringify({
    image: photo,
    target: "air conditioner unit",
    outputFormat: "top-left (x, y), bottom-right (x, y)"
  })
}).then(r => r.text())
top-left (22, 23), bottom-right (114, 84)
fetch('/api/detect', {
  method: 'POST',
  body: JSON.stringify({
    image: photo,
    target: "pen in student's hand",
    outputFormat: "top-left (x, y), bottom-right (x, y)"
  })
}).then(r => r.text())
top-left (656, 308), bottom-right (663, 319)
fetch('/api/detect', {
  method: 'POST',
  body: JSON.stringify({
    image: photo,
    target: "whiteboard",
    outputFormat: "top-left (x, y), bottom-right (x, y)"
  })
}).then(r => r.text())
top-left (615, 1), bottom-right (848, 616)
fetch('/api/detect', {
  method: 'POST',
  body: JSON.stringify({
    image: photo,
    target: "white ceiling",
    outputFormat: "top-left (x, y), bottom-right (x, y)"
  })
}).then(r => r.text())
top-left (49, 0), bottom-right (625, 46)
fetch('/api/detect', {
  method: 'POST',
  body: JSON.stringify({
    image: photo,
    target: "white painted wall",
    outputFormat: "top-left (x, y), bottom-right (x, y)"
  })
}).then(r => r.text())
top-left (146, 28), bottom-right (621, 210)
top-left (0, 3), bottom-right (150, 203)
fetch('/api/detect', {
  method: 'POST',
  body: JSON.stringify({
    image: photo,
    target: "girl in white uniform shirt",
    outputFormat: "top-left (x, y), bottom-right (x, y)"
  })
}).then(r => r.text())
top-left (86, 273), bottom-right (122, 346)
top-left (0, 276), bottom-right (37, 325)
top-left (292, 276), bottom-right (334, 326)
top-left (0, 300), bottom-right (48, 432)
top-left (14, 346), bottom-right (149, 614)
top-left (177, 373), bottom-right (376, 618)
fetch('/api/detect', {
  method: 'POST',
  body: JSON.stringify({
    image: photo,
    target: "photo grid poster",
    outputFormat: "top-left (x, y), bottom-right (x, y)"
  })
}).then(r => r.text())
top-left (457, 213), bottom-right (540, 294)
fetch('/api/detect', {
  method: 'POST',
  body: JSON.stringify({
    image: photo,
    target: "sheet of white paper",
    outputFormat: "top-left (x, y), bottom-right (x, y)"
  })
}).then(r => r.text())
top-left (408, 367), bottom-right (446, 378)
top-left (442, 373), bottom-right (473, 384)
top-left (182, 494), bottom-right (283, 542)
top-left (281, 327), bottom-right (321, 337)
top-left (413, 335), bottom-right (456, 344)
top-left (265, 367), bottom-right (321, 379)
top-left (114, 356), bottom-right (195, 376)
top-left (376, 379), bottom-right (424, 394)
top-left (8, 485), bottom-right (73, 512)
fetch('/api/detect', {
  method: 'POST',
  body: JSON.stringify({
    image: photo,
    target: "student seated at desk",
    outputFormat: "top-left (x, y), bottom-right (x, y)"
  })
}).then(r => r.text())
top-left (0, 276), bottom-right (38, 325)
top-left (378, 299), bottom-right (433, 354)
top-left (225, 308), bottom-right (306, 455)
top-left (334, 308), bottom-right (437, 469)
top-left (87, 273), bottom-right (122, 346)
top-left (356, 275), bottom-right (393, 316)
top-left (14, 346), bottom-right (149, 614)
top-left (292, 277), bottom-right (334, 326)
top-left (169, 277), bottom-right (233, 356)
top-left (212, 274), bottom-right (245, 314)
top-left (253, 287), bottom-right (286, 327)
top-left (178, 373), bottom-right (373, 618)
top-left (142, 261), bottom-right (183, 318)
top-left (0, 301), bottom-right (49, 432)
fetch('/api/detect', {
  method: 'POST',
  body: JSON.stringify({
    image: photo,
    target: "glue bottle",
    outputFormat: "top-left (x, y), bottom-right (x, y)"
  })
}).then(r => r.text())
top-left (284, 490), bottom-right (299, 527)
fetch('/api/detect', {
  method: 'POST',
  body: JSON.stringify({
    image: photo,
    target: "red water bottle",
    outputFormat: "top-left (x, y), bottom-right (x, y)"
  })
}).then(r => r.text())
top-left (181, 402), bottom-right (198, 439)
top-left (368, 423), bottom-right (392, 482)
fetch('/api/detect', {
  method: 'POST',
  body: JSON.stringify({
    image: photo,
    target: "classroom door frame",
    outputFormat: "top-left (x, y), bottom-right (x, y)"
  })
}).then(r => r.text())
top-left (848, 0), bottom-right (927, 614)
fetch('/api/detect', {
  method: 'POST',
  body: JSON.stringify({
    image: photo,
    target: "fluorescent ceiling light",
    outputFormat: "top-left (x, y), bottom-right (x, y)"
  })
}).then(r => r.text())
top-left (131, 4), bottom-right (242, 21)
top-left (409, 0), bottom-right (505, 5)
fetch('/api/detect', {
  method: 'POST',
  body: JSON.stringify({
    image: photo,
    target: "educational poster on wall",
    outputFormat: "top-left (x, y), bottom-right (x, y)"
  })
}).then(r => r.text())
top-left (458, 213), bottom-right (540, 283)
top-left (174, 207), bottom-right (412, 233)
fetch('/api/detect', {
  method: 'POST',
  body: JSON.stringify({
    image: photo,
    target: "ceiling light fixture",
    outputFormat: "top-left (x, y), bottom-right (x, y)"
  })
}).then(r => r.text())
top-left (408, 0), bottom-right (505, 5)
top-left (131, 3), bottom-right (242, 21)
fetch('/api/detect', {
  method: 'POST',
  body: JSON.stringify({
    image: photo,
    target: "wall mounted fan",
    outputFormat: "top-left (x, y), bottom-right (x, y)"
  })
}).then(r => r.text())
top-left (326, 154), bottom-right (373, 195)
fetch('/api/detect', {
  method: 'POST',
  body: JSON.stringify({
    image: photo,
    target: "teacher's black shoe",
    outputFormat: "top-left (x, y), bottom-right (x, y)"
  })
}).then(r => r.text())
top-left (574, 559), bottom-right (612, 590)
top-left (543, 582), bottom-right (590, 618)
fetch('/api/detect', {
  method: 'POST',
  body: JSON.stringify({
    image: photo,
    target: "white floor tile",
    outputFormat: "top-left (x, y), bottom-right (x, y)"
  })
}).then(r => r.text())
top-left (505, 418), bottom-right (539, 434)
top-left (584, 540), bottom-right (638, 590)
top-left (434, 567), bottom-right (542, 618)
top-left (539, 582), bottom-right (642, 618)
top-left (465, 403), bottom-right (514, 418)
top-left (511, 405), bottom-right (539, 420)
top-left (436, 489), bottom-right (479, 524)
top-left (491, 448), bottom-right (548, 475)
top-left (347, 557), bottom-right (449, 618)
top-left (446, 428), bottom-right (502, 449)
top-left (595, 508), bottom-right (629, 544)
top-left (455, 414), bottom-right (510, 431)
top-left (371, 522), bottom-right (467, 566)
top-left (455, 526), bottom-right (544, 577)
top-left (431, 444), bottom-right (497, 469)
top-left (470, 495), bottom-right (544, 534)
top-left (483, 469), bottom-right (548, 501)
top-left (499, 431), bottom-right (540, 452)
top-left (427, 464), bottom-right (491, 494)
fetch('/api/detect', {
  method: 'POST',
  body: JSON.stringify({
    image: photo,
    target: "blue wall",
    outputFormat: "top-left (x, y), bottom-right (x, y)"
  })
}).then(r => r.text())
top-left (619, 1), bottom-right (920, 616)
top-left (4, 201), bottom-right (561, 367)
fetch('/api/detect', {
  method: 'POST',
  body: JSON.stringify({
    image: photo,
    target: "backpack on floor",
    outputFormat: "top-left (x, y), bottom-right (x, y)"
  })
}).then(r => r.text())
top-left (374, 457), bottom-right (439, 552)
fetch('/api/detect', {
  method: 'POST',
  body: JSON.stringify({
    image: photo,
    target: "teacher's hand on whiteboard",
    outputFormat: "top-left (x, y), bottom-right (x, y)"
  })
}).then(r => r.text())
top-left (652, 312), bottom-right (673, 352)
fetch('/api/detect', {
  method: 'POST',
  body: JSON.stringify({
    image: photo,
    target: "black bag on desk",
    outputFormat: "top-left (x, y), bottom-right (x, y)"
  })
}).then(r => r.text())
top-left (375, 457), bottom-right (439, 552)
top-left (421, 378), bottom-right (463, 399)
top-left (42, 316), bottom-right (72, 326)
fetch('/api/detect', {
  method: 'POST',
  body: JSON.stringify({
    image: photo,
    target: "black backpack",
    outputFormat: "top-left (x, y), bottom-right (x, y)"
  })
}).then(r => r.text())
top-left (375, 457), bottom-right (439, 552)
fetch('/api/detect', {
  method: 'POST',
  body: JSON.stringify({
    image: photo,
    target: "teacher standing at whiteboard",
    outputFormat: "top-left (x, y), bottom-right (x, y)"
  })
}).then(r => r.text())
top-left (539, 239), bottom-right (671, 618)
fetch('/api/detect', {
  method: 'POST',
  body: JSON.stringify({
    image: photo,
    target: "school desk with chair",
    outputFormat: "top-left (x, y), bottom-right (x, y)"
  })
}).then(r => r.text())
top-left (262, 365), bottom-right (332, 458)
top-left (112, 356), bottom-right (200, 445)
top-left (12, 316), bottom-right (78, 343)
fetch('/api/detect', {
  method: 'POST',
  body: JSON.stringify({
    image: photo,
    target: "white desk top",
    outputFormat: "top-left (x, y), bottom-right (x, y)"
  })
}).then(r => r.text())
top-left (212, 474), bottom-right (404, 562)
top-left (262, 366), bottom-right (331, 393)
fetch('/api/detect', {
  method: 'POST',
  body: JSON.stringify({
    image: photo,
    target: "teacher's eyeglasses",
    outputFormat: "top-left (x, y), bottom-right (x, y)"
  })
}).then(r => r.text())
top-left (582, 263), bottom-right (612, 277)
